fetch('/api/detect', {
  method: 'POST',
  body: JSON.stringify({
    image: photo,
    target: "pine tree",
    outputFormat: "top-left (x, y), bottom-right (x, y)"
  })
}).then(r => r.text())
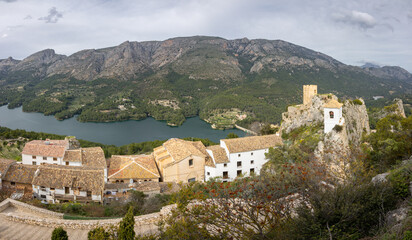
top-left (118, 206), bottom-right (135, 240)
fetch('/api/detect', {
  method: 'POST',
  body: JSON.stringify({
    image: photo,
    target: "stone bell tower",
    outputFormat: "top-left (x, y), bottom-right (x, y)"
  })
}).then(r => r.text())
top-left (303, 85), bottom-right (317, 105)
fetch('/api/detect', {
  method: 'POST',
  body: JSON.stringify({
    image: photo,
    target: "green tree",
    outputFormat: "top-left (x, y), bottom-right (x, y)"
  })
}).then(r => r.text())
top-left (118, 206), bottom-right (135, 240)
top-left (51, 227), bottom-right (68, 240)
top-left (88, 227), bottom-right (109, 240)
top-left (225, 133), bottom-right (239, 139)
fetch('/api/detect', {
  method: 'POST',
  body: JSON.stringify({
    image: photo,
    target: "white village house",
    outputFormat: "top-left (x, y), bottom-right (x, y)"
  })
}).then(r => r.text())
top-left (205, 135), bottom-right (283, 182)
top-left (323, 99), bottom-right (344, 133)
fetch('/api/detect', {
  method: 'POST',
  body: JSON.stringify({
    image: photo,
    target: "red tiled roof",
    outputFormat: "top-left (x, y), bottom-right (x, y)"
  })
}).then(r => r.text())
top-left (22, 140), bottom-right (68, 158)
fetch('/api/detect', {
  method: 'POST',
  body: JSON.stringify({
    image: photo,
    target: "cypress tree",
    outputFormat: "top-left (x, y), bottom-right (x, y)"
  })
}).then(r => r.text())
top-left (118, 206), bottom-right (135, 240)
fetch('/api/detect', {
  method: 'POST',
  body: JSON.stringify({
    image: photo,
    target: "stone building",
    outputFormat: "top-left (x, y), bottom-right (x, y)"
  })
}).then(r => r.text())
top-left (0, 158), bottom-right (16, 189)
top-left (153, 138), bottom-right (209, 183)
top-left (303, 85), bottom-right (317, 105)
top-left (108, 154), bottom-right (160, 183)
top-left (32, 165), bottom-right (105, 203)
top-left (205, 135), bottom-right (283, 182)
top-left (2, 164), bottom-right (38, 192)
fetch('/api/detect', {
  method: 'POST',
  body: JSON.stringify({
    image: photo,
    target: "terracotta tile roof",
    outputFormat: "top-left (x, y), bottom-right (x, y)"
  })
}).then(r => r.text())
top-left (22, 140), bottom-right (68, 158)
top-left (162, 138), bottom-right (206, 163)
top-left (323, 99), bottom-right (343, 108)
top-left (206, 145), bottom-right (229, 164)
top-left (3, 164), bottom-right (38, 184)
top-left (32, 165), bottom-right (105, 195)
top-left (205, 156), bottom-right (216, 168)
top-left (63, 147), bottom-right (106, 168)
top-left (0, 158), bottom-right (16, 178)
top-left (108, 155), bottom-right (160, 180)
top-left (221, 134), bottom-right (283, 153)
top-left (133, 182), bottom-right (161, 192)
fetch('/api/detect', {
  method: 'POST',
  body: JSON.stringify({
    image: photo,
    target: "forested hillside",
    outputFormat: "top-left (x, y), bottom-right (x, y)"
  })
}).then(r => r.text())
top-left (0, 36), bottom-right (411, 127)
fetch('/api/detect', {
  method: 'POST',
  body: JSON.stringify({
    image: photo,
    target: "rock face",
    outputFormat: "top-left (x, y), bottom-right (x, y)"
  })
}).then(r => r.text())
top-left (281, 93), bottom-right (371, 180)
top-left (342, 99), bottom-right (370, 146)
top-left (280, 94), bottom-right (336, 134)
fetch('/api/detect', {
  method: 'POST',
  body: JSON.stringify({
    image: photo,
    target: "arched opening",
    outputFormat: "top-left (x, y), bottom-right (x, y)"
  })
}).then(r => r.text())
top-left (329, 111), bottom-right (334, 119)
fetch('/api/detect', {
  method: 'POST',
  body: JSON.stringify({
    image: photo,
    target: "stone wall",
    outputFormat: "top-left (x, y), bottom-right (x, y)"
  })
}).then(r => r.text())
top-left (0, 198), bottom-right (175, 232)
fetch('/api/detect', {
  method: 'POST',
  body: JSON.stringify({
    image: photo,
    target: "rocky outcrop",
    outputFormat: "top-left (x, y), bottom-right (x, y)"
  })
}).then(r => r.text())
top-left (342, 98), bottom-right (370, 146)
top-left (280, 94), bottom-right (340, 134)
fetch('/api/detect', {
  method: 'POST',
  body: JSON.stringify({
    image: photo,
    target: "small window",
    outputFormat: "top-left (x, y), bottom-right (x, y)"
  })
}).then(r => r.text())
top-left (251, 160), bottom-right (254, 164)
top-left (53, 157), bottom-right (57, 161)
top-left (11, 182), bottom-right (15, 186)
top-left (223, 171), bottom-right (228, 179)
top-left (65, 187), bottom-right (70, 194)
top-left (250, 168), bottom-right (255, 174)
top-left (32, 161), bottom-right (37, 165)
top-left (40, 195), bottom-right (46, 199)
top-left (238, 154), bottom-right (241, 157)
top-left (329, 111), bottom-right (334, 119)
top-left (223, 163), bottom-right (227, 167)
top-left (189, 159), bottom-right (193, 166)
top-left (50, 188), bottom-right (55, 191)
top-left (237, 170), bottom-right (242, 177)
top-left (237, 161), bottom-right (242, 167)
top-left (65, 162), bottom-right (69, 166)
top-left (207, 172), bottom-right (210, 176)
top-left (87, 191), bottom-right (92, 197)
top-left (32, 156), bottom-right (36, 159)
top-left (43, 157), bottom-right (47, 160)
top-left (251, 152), bottom-right (253, 156)
top-left (188, 178), bottom-right (196, 182)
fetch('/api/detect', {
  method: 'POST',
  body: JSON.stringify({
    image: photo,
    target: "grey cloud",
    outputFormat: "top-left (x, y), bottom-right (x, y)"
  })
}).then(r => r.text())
top-left (333, 10), bottom-right (377, 30)
top-left (38, 7), bottom-right (63, 23)
top-left (408, 13), bottom-right (412, 21)
top-left (24, 15), bottom-right (32, 20)
top-left (0, 0), bottom-right (17, 2)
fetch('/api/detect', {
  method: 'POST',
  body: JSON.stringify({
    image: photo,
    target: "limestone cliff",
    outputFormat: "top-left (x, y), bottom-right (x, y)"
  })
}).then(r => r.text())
top-left (342, 99), bottom-right (370, 146)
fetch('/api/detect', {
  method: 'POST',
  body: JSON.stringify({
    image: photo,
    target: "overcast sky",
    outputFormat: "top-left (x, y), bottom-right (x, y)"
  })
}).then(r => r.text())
top-left (1, 0), bottom-right (411, 72)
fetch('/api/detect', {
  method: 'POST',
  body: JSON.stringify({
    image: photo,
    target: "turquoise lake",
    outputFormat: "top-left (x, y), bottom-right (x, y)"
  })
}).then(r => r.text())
top-left (0, 105), bottom-right (245, 146)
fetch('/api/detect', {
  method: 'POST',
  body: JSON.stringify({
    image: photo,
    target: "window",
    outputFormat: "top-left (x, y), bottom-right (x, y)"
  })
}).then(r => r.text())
top-left (223, 163), bottom-right (227, 167)
top-left (32, 161), bottom-right (37, 165)
top-left (43, 157), bottom-right (47, 160)
top-left (65, 187), bottom-right (70, 194)
top-left (50, 188), bottom-right (55, 191)
top-left (32, 156), bottom-right (36, 159)
top-left (10, 182), bottom-right (15, 186)
top-left (189, 159), bottom-right (193, 166)
top-left (53, 157), bottom-right (57, 161)
top-left (87, 191), bottom-right (92, 197)
top-left (40, 195), bottom-right (46, 199)
top-left (188, 178), bottom-right (196, 182)
top-left (207, 172), bottom-right (210, 176)
top-left (250, 168), bottom-right (255, 174)
top-left (251, 152), bottom-right (253, 156)
top-left (237, 161), bottom-right (242, 167)
top-left (237, 170), bottom-right (242, 177)
top-left (251, 160), bottom-right (254, 164)
top-left (238, 154), bottom-right (241, 157)
top-left (65, 162), bottom-right (69, 166)
top-left (329, 111), bottom-right (334, 119)
top-left (223, 171), bottom-right (228, 179)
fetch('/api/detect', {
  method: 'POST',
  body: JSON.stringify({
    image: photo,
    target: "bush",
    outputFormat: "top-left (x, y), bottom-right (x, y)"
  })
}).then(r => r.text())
top-left (352, 99), bottom-right (363, 105)
top-left (333, 125), bottom-right (343, 132)
top-left (388, 164), bottom-right (412, 199)
top-left (88, 227), bottom-right (110, 240)
top-left (51, 227), bottom-right (68, 240)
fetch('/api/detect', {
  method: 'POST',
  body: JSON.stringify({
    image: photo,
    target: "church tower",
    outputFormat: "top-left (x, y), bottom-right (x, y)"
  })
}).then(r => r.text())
top-left (303, 85), bottom-right (317, 105)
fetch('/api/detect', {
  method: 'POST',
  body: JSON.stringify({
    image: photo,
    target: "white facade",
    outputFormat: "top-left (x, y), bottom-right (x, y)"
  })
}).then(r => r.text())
top-left (22, 154), bottom-right (63, 165)
top-left (324, 107), bottom-right (343, 133)
top-left (205, 142), bottom-right (271, 182)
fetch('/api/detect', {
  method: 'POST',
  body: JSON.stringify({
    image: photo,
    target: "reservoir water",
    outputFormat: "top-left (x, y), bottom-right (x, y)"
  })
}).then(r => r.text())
top-left (0, 106), bottom-right (245, 146)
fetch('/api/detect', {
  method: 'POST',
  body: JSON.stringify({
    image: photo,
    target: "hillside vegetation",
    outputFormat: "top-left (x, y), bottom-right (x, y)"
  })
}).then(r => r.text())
top-left (0, 36), bottom-right (411, 127)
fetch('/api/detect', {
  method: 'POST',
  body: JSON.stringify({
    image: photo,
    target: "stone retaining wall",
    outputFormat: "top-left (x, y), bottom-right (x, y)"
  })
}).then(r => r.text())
top-left (0, 198), bottom-right (175, 231)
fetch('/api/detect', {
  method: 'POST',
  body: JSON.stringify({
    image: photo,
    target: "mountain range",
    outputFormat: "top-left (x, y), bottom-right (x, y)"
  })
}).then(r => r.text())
top-left (0, 36), bottom-right (411, 127)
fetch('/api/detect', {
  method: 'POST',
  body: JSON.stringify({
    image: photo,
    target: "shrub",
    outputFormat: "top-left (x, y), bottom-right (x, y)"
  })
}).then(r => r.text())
top-left (388, 164), bottom-right (412, 199)
top-left (352, 99), bottom-right (363, 105)
top-left (88, 227), bottom-right (109, 240)
top-left (333, 124), bottom-right (343, 132)
top-left (51, 227), bottom-right (68, 240)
